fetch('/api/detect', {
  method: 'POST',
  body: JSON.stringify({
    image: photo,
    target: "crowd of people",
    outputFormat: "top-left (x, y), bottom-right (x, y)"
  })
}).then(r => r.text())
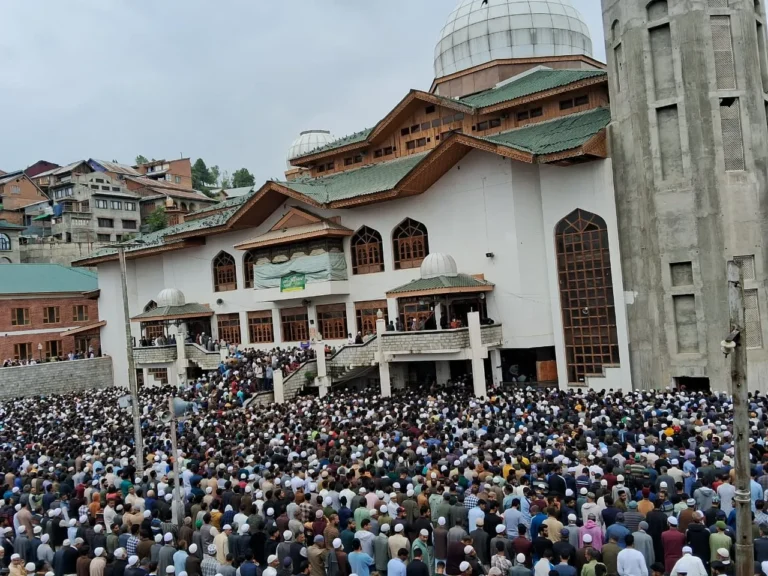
top-left (0, 382), bottom-right (767, 576)
top-left (2, 349), bottom-right (100, 369)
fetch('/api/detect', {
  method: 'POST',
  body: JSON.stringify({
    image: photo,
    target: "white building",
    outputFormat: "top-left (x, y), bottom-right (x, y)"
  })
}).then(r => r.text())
top-left (76, 0), bottom-right (631, 395)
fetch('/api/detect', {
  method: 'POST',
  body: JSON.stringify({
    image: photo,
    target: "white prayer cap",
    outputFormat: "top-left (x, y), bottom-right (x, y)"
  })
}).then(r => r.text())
top-left (583, 534), bottom-right (593, 543)
top-left (516, 554), bottom-right (526, 564)
top-left (239, 525), bottom-right (249, 535)
top-left (464, 546), bottom-right (474, 554)
top-left (668, 517), bottom-right (678, 526)
top-left (33, 526), bottom-right (42, 534)
top-left (283, 530), bottom-right (293, 541)
top-left (10, 555), bottom-right (19, 561)
top-left (166, 567), bottom-right (175, 574)
top-left (143, 511), bottom-right (151, 518)
top-left (25, 563), bottom-right (36, 572)
top-left (460, 562), bottom-right (471, 572)
top-left (380, 505), bottom-right (388, 513)
top-left (568, 514), bottom-right (577, 522)
top-left (395, 524), bottom-right (404, 532)
top-left (155, 534), bottom-right (163, 543)
top-left (79, 515), bottom-right (87, 523)
top-left (188, 544), bottom-right (197, 554)
top-left (68, 519), bottom-right (76, 527)
top-left (94, 525), bottom-right (103, 533)
top-left (164, 533), bottom-right (173, 542)
top-left (267, 508), bottom-right (274, 516)
top-left (438, 517), bottom-right (446, 526)
top-left (420, 529), bottom-right (429, 537)
top-left (128, 556), bottom-right (139, 566)
top-left (381, 524), bottom-right (390, 533)
top-left (268, 555), bottom-right (278, 564)
top-left (682, 546), bottom-right (692, 554)
top-left (41, 534), bottom-right (50, 544)
top-left (333, 538), bottom-right (342, 549)
top-left (94, 548), bottom-right (104, 557)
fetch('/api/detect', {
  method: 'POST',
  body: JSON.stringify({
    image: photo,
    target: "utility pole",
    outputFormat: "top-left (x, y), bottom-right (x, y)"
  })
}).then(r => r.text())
top-left (168, 397), bottom-right (182, 526)
top-left (726, 260), bottom-right (753, 576)
top-left (118, 243), bottom-right (144, 475)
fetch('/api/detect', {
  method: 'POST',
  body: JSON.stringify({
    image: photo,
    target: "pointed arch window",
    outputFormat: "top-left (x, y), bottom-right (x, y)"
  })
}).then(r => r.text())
top-left (351, 226), bottom-right (384, 274)
top-left (555, 209), bottom-right (619, 384)
top-left (213, 251), bottom-right (237, 292)
top-left (0, 234), bottom-right (10, 251)
top-left (392, 218), bottom-right (429, 270)
top-left (243, 251), bottom-right (255, 289)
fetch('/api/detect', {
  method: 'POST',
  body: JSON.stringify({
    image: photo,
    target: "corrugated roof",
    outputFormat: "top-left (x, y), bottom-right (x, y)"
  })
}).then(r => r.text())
top-left (291, 127), bottom-right (373, 160)
top-left (0, 264), bottom-right (98, 295)
top-left (235, 219), bottom-right (353, 249)
top-left (481, 107), bottom-right (610, 156)
top-left (0, 171), bottom-right (23, 184)
top-left (31, 160), bottom-right (88, 179)
top-left (387, 273), bottom-right (494, 295)
top-left (220, 186), bottom-right (253, 198)
top-left (146, 186), bottom-right (213, 202)
top-left (282, 152), bottom-right (427, 203)
top-left (89, 159), bottom-right (142, 176)
top-left (459, 69), bottom-right (607, 108)
top-left (189, 191), bottom-right (254, 217)
top-left (124, 175), bottom-right (203, 193)
top-left (0, 219), bottom-right (25, 229)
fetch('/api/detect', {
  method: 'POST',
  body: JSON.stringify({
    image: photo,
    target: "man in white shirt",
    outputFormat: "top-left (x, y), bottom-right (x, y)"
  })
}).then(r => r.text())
top-left (670, 546), bottom-right (707, 576)
top-left (617, 535), bottom-right (648, 576)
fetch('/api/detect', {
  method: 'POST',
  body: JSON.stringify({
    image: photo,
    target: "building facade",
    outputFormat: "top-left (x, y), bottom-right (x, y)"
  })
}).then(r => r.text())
top-left (0, 264), bottom-right (101, 362)
top-left (602, 0), bottom-right (768, 391)
top-left (78, 0), bottom-right (637, 394)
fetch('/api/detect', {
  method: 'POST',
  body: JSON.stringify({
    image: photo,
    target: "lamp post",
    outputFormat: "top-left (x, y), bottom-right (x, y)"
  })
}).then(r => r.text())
top-left (162, 397), bottom-right (193, 525)
top-left (37, 343), bottom-right (42, 362)
top-left (116, 240), bottom-right (145, 475)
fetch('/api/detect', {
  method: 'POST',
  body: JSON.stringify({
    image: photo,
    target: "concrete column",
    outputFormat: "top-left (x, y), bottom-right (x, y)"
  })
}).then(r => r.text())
top-left (345, 302), bottom-right (357, 339)
top-left (391, 363), bottom-right (407, 390)
top-left (272, 309), bottom-right (282, 345)
top-left (307, 303), bottom-right (318, 340)
top-left (313, 339), bottom-right (330, 396)
top-left (436, 360), bottom-right (451, 385)
top-left (376, 318), bottom-right (391, 397)
top-left (490, 349), bottom-right (503, 389)
top-left (435, 303), bottom-right (443, 331)
top-left (467, 312), bottom-right (487, 398)
top-left (175, 325), bottom-right (187, 388)
top-left (387, 298), bottom-right (399, 328)
top-left (273, 369), bottom-right (285, 404)
top-left (239, 311), bottom-right (249, 347)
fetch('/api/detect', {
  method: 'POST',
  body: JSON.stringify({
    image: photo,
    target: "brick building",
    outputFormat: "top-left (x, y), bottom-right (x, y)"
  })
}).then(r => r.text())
top-left (0, 264), bottom-right (101, 362)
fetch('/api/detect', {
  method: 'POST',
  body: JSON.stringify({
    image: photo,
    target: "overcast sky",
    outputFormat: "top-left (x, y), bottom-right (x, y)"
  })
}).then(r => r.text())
top-left (0, 0), bottom-right (605, 184)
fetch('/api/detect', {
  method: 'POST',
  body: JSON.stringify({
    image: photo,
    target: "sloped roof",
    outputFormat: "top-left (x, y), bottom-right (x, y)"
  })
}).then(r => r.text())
top-left (459, 68), bottom-right (607, 108)
top-left (0, 219), bottom-right (25, 229)
top-left (220, 186), bottom-right (253, 198)
top-left (89, 159), bottom-right (142, 176)
top-left (386, 273), bottom-right (494, 297)
top-left (32, 160), bottom-right (89, 179)
top-left (482, 107), bottom-right (611, 156)
top-left (234, 219), bottom-right (353, 250)
top-left (282, 152), bottom-right (428, 204)
top-left (131, 302), bottom-right (213, 322)
top-left (0, 264), bottom-right (97, 295)
top-left (293, 128), bottom-right (373, 159)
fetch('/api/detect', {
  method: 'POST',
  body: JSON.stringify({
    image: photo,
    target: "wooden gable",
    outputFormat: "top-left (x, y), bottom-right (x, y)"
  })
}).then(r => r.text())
top-left (271, 206), bottom-right (322, 231)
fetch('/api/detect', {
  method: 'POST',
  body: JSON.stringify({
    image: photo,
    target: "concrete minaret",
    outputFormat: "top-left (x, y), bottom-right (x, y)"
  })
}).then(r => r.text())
top-left (602, 0), bottom-right (768, 391)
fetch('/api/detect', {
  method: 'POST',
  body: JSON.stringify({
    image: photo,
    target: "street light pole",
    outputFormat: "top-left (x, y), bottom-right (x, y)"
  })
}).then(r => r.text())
top-left (118, 243), bottom-right (144, 476)
top-left (726, 260), bottom-right (753, 576)
top-left (168, 397), bottom-right (183, 526)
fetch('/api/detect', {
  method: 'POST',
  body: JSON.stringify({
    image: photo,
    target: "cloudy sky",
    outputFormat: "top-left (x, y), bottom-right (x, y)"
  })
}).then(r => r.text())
top-left (0, 0), bottom-right (605, 183)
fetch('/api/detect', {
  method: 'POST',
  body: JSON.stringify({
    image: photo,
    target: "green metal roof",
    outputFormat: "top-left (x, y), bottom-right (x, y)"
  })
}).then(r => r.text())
top-left (481, 107), bottom-right (611, 156)
top-left (387, 273), bottom-right (494, 295)
top-left (131, 302), bottom-right (212, 321)
top-left (0, 219), bottom-right (25, 229)
top-left (291, 127), bottom-right (374, 160)
top-left (282, 152), bottom-right (428, 203)
top-left (459, 69), bottom-right (607, 109)
top-left (188, 191), bottom-right (254, 216)
top-left (32, 213), bottom-right (52, 221)
top-left (0, 264), bottom-right (98, 295)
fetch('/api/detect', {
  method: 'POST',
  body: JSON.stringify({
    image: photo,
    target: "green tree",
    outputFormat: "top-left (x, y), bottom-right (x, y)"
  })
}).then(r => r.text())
top-left (191, 158), bottom-right (214, 190)
top-left (209, 165), bottom-right (221, 186)
top-left (232, 168), bottom-right (255, 188)
top-left (135, 154), bottom-right (149, 165)
top-left (145, 207), bottom-right (168, 232)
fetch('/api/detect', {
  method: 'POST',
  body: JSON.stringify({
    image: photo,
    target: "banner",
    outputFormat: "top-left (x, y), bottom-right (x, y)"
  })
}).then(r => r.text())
top-left (280, 273), bottom-right (306, 292)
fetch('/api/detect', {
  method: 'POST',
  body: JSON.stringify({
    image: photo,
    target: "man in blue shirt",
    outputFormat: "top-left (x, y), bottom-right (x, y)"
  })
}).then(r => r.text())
top-left (348, 538), bottom-right (374, 576)
top-left (388, 548), bottom-right (409, 576)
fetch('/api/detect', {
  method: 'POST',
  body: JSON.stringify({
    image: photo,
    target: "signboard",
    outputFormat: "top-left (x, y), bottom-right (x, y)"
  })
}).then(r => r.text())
top-left (280, 273), bottom-right (306, 292)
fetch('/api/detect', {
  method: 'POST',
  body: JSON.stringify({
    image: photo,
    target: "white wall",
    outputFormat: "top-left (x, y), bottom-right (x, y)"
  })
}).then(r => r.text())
top-left (96, 150), bottom-right (632, 390)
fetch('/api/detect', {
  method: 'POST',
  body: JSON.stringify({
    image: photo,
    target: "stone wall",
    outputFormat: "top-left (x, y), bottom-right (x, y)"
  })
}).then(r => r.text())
top-left (0, 357), bottom-right (114, 399)
top-left (283, 360), bottom-right (317, 399)
top-left (20, 242), bottom-right (111, 268)
top-left (480, 324), bottom-right (503, 345)
top-left (133, 346), bottom-right (177, 364)
top-left (380, 329), bottom-right (470, 353)
top-left (185, 344), bottom-right (221, 370)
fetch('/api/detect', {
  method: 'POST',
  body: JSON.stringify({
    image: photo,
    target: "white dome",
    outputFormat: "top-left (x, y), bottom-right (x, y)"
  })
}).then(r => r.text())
top-left (434, 0), bottom-right (593, 78)
top-left (157, 288), bottom-right (186, 308)
top-left (286, 130), bottom-right (337, 168)
top-left (420, 253), bottom-right (459, 279)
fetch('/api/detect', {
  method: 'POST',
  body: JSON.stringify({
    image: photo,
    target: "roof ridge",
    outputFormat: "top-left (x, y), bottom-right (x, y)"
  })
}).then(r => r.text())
top-left (493, 106), bottom-right (609, 135)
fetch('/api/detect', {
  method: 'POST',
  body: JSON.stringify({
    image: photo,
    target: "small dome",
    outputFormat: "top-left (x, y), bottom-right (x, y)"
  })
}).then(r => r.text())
top-left (420, 253), bottom-right (458, 279)
top-left (286, 130), bottom-right (337, 168)
top-left (157, 288), bottom-right (186, 307)
top-left (434, 0), bottom-right (593, 78)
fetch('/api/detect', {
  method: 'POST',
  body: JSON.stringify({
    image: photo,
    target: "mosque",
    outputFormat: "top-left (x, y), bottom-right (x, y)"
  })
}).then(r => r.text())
top-left (76, 0), bottom-right (768, 395)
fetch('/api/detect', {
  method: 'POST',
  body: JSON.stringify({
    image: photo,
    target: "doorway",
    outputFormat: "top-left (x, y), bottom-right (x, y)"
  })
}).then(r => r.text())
top-left (674, 376), bottom-right (710, 393)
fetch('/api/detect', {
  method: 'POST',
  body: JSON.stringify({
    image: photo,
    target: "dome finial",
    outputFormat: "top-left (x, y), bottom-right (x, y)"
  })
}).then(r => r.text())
top-left (420, 253), bottom-right (459, 279)
top-left (286, 130), bottom-right (338, 168)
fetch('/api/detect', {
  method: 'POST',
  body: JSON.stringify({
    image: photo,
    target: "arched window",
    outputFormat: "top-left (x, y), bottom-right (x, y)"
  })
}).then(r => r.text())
top-left (392, 218), bottom-right (429, 270)
top-left (243, 251), bottom-right (255, 289)
top-left (646, 0), bottom-right (668, 21)
top-left (611, 20), bottom-right (620, 43)
top-left (144, 300), bottom-right (157, 312)
top-left (181, 202), bottom-right (188, 211)
top-left (555, 209), bottom-right (620, 384)
top-left (0, 233), bottom-right (10, 251)
top-left (351, 226), bottom-right (384, 274)
top-left (213, 251), bottom-right (237, 292)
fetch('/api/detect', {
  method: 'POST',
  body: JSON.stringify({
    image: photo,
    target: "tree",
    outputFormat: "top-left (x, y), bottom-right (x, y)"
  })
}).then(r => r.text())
top-left (145, 207), bottom-right (168, 232)
top-left (191, 158), bottom-right (214, 190)
top-left (135, 155), bottom-right (149, 165)
top-left (209, 165), bottom-right (221, 186)
top-left (232, 168), bottom-right (255, 188)
top-left (220, 171), bottom-right (231, 189)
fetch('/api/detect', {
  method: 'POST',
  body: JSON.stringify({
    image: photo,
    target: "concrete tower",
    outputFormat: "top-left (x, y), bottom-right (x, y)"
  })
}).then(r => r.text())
top-left (602, 0), bottom-right (768, 390)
